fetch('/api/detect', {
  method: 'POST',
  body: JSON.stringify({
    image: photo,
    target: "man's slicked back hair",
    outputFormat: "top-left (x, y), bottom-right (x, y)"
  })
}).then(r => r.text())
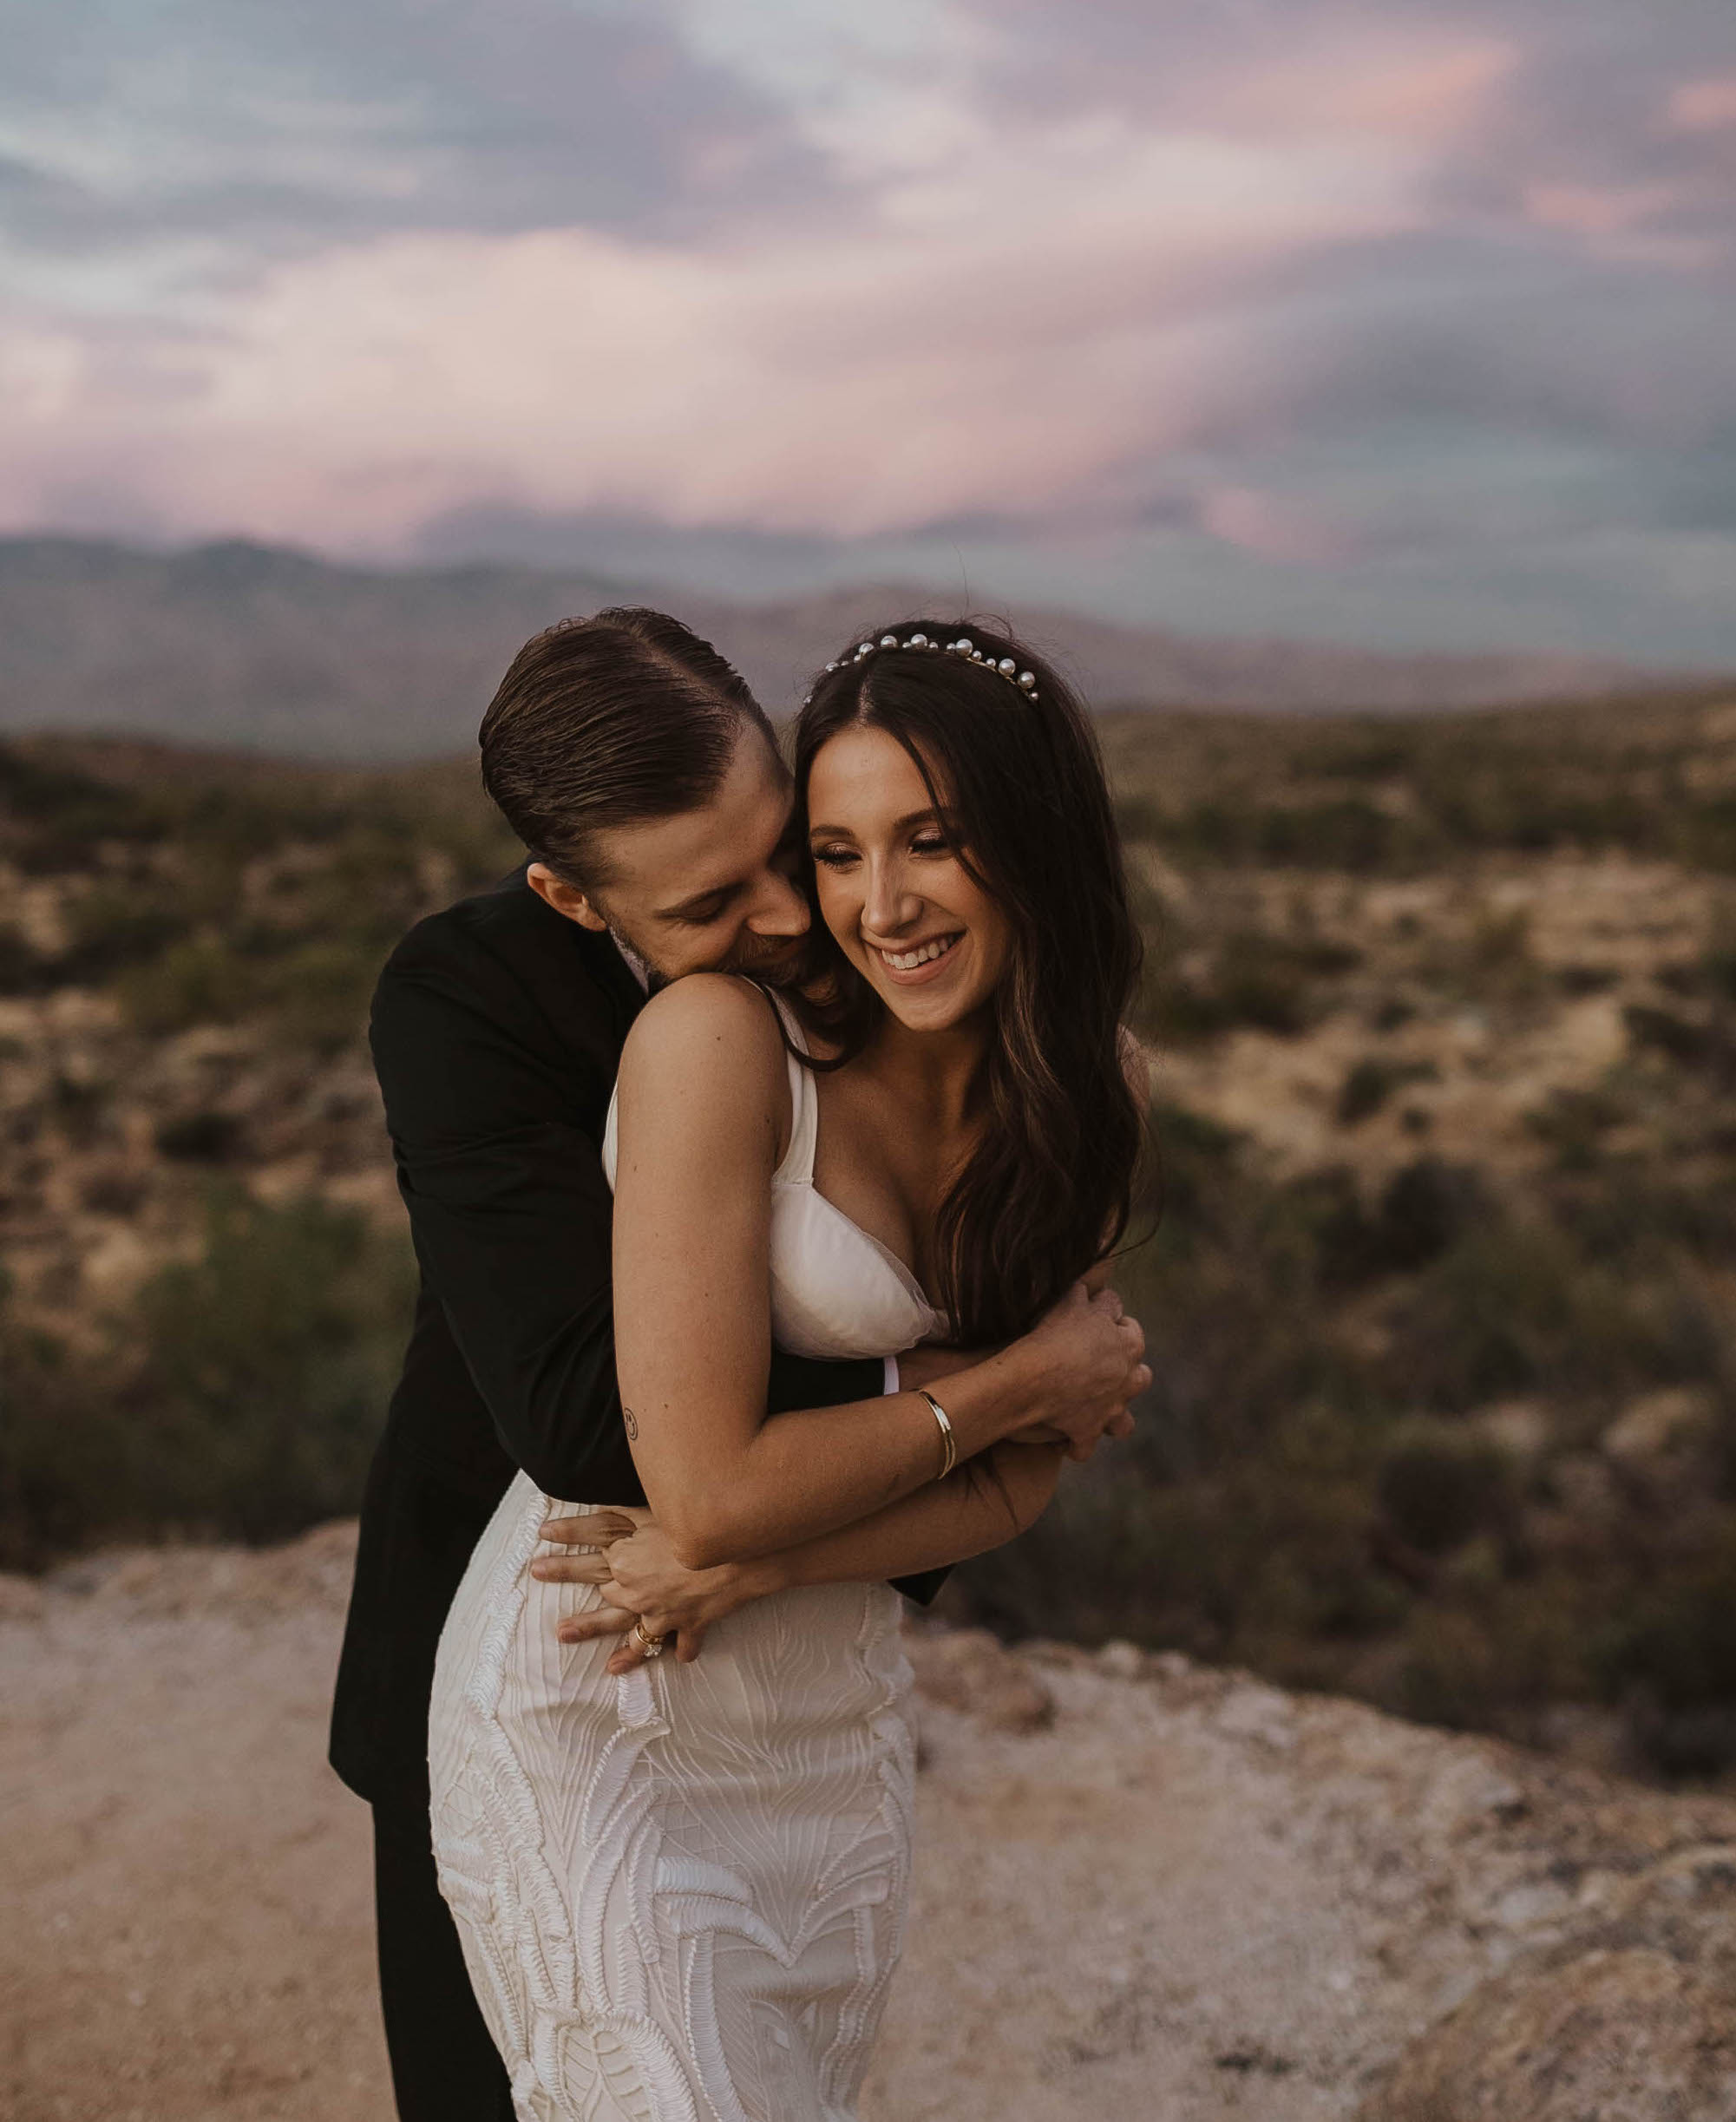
top-left (478, 607), bottom-right (776, 887)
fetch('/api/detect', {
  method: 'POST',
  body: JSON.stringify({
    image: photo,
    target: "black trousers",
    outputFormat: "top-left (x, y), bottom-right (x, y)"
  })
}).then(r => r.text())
top-left (371, 1793), bottom-right (515, 2122)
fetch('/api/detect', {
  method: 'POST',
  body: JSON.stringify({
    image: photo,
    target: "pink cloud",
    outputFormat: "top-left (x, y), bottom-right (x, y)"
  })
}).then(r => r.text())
top-left (1198, 485), bottom-right (1358, 566)
top-left (1669, 75), bottom-right (1736, 133)
top-left (1209, 35), bottom-right (1517, 141)
top-left (0, 109), bottom-right (1426, 548)
top-left (1523, 182), bottom-right (1678, 237)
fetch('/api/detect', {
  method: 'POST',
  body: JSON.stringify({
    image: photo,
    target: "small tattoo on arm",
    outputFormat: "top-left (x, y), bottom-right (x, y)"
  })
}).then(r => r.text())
top-left (624, 1407), bottom-right (639, 1441)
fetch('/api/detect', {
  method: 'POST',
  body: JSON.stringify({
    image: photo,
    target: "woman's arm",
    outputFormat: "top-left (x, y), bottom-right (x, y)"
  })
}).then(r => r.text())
top-left (540, 1444), bottom-right (1067, 1668)
top-left (611, 975), bottom-right (1137, 1568)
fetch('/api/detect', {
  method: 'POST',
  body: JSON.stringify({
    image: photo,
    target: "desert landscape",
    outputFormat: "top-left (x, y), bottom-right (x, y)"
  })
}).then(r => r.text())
top-left (8, 676), bottom-right (1736, 2111)
top-left (5, 1523), bottom-right (1736, 2121)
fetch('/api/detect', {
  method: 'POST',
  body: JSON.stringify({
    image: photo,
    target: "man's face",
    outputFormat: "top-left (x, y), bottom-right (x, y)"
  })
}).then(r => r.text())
top-left (528, 725), bottom-right (811, 983)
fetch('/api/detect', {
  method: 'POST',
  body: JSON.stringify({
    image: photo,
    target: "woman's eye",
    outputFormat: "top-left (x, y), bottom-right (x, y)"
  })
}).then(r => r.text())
top-left (910, 835), bottom-right (950, 856)
top-left (810, 846), bottom-right (857, 870)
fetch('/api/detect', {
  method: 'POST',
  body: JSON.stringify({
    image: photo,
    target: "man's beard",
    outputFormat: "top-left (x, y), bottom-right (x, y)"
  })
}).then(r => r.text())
top-left (606, 924), bottom-right (804, 995)
top-left (606, 927), bottom-right (663, 995)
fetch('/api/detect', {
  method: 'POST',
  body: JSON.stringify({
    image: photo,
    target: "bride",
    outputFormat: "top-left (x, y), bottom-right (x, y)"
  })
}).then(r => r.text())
top-left (429, 619), bottom-right (1149, 2121)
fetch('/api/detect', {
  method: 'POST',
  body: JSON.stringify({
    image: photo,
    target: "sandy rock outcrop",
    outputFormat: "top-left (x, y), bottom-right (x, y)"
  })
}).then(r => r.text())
top-left (4, 1522), bottom-right (1736, 2121)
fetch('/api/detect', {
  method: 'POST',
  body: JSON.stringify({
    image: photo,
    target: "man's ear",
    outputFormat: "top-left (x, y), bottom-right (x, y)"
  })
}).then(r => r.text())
top-left (527, 861), bottom-right (608, 932)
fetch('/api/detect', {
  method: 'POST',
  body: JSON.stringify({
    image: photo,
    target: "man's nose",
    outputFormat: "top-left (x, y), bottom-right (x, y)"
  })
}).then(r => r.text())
top-left (748, 867), bottom-right (811, 938)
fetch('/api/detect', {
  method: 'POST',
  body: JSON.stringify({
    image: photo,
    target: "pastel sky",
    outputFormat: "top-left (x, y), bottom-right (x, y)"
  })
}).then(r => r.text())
top-left (3, 0), bottom-right (1733, 661)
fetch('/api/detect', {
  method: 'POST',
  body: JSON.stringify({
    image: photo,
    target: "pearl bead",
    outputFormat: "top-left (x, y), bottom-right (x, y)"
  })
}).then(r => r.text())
top-left (999, 658), bottom-right (1015, 675)
top-left (909, 632), bottom-right (927, 648)
top-left (957, 639), bottom-right (973, 654)
top-left (1019, 671), bottom-right (1037, 689)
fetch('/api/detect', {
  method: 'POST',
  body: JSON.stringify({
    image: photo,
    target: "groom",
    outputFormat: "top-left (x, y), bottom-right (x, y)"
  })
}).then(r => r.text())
top-left (330, 606), bottom-right (1148, 2122)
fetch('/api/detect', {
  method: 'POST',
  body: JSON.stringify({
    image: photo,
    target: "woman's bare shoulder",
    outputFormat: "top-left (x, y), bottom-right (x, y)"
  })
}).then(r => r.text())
top-left (619, 973), bottom-right (786, 1090)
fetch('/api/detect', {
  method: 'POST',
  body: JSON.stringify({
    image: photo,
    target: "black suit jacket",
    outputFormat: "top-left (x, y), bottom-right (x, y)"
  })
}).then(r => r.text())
top-left (331, 868), bottom-right (940, 1804)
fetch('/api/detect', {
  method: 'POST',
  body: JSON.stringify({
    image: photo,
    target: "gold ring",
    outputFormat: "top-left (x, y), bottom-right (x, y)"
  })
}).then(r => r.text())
top-left (631, 1619), bottom-right (666, 1659)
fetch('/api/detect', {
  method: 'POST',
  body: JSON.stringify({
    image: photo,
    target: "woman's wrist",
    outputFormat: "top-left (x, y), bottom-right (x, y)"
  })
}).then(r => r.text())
top-left (731, 1553), bottom-right (789, 1601)
top-left (926, 1341), bottom-right (1048, 1457)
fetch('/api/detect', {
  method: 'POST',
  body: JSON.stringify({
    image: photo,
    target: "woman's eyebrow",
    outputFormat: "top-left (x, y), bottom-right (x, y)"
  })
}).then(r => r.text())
top-left (808, 808), bottom-right (941, 838)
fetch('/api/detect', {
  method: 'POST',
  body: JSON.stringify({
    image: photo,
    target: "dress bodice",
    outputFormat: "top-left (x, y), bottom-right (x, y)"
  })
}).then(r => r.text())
top-left (601, 991), bottom-right (947, 1362)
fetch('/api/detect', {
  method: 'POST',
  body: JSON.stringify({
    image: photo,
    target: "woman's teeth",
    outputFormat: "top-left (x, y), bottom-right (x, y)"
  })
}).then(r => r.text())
top-left (879, 933), bottom-right (960, 972)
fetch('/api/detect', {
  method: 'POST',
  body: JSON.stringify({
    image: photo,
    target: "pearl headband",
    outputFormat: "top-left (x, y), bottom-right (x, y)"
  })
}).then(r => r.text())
top-left (806, 632), bottom-right (1038, 705)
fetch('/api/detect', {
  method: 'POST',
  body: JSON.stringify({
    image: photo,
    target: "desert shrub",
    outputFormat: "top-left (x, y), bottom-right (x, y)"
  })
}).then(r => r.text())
top-left (1376, 1418), bottom-right (1513, 1555)
top-left (1397, 1609), bottom-right (1504, 1729)
top-left (1250, 798), bottom-right (1418, 872)
top-left (1149, 929), bottom-right (1359, 1043)
top-left (255, 939), bottom-right (377, 1051)
top-left (1157, 797), bottom-right (1431, 872)
top-left (1595, 1515), bottom-right (1736, 1773)
top-left (0, 1190), bottom-right (415, 1563)
top-left (1524, 1085), bottom-right (1630, 1169)
top-left (58, 887), bottom-right (192, 983)
top-left (120, 1189), bottom-right (416, 1542)
top-left (1556, 962), bottom-right (1621, 996)
top-left (154, 1110), bottom-right (246, 1163)
top-left (115, 938), bottom-right (260, 1033)
top-left (1625, 1002), bottom-right (1720, 1070)
top-left (0, 1298), bottom-right (132, 1570)
top-left (1371, 1158), bottom-right (1485, 1274)
top-left (0, 745), bottom-right (164, 871)
top-left (1337, 1057), bottom-right (1438, 1126)
top-left (0, 924), bottom-right (47, 994)
top-left (49, 1072), bottom-right (111, 1148)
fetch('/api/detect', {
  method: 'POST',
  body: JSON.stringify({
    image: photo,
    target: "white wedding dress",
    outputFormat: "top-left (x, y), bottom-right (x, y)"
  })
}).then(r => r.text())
top-left (429, 996), bottom-right (946, 2122)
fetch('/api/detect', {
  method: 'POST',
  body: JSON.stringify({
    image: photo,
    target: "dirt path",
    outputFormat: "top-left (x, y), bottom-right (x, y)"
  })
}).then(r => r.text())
top-left (4, 1526), bottom-right (1733, 2121)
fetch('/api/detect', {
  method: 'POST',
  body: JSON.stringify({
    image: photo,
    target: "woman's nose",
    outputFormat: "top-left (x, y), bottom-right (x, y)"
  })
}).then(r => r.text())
top-left (864, 858), bottom-right (919, 936)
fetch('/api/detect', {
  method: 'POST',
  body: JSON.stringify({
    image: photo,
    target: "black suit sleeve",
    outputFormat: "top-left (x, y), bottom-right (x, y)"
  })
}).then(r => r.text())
top-left (370, 921), bottom-right (888, 1506)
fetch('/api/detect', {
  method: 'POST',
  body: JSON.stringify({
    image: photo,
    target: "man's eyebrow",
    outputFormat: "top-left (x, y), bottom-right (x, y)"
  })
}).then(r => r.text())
top-left (652, 877), bottom-right (743, 920)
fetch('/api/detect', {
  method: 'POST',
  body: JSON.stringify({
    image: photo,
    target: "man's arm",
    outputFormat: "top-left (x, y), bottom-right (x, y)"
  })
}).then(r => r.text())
top-left (371, 920), bottom-right (881, 1503)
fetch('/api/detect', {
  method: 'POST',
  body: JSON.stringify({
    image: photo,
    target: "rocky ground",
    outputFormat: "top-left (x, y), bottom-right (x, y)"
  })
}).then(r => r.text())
top-left (3, 1523), bottom-right (1733, 2122)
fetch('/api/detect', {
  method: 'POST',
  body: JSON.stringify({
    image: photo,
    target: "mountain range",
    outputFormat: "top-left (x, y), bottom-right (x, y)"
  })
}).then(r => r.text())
top-left (0, 535), bottom-right (1702, 761)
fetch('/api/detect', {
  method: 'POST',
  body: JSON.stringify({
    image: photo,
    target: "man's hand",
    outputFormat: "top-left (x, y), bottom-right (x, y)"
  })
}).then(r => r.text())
top-left (901, 1302), bottom-right (1143, 1457)
top-left (532, 1508), bottom-right (776, 1673)
top-left (1014, 1282), bottom-right (1149, 1461)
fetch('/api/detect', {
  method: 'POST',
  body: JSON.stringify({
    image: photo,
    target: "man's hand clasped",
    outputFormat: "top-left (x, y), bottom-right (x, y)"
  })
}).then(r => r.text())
top-left (532, 1506), bottom-right (762, 1674)
top-left (534, 1278), bottom-right (1148, 1668)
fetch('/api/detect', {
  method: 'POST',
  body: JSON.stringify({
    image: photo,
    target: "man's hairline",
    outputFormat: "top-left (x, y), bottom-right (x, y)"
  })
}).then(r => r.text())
top-left (551, 718), bottom-right (793, 915)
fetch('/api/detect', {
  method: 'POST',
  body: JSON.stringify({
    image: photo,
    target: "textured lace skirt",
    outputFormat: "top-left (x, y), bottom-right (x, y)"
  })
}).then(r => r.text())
top-left (429, 1471), bottom-right (915, 2122)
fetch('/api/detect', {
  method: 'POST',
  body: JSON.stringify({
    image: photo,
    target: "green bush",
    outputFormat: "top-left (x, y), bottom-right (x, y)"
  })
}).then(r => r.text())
top-left (1376, 1418), bottom-right (1513, 1555)
top-left (115, 937), bottom-right (260, 1033)
top-left (1337, 1057), bottom-right (1438, 1126)
top-left (0, 1189), bottom-right (415, 1562)
top-left (124, 1189), bottom-right (416, 1542)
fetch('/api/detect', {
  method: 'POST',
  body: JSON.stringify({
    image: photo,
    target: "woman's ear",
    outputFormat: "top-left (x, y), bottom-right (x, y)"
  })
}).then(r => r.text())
top-left (527, 861), bottom-right (609, 932)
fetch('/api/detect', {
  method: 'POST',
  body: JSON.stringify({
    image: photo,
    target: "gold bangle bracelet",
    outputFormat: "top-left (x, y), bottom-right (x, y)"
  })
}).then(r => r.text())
top-left (917, 1388), bottom-right (959, 1481)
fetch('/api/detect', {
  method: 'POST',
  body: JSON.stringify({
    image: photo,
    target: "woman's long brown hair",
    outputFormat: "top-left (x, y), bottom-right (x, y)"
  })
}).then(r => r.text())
top-left (790, 619), bottom-right (1144, 1346)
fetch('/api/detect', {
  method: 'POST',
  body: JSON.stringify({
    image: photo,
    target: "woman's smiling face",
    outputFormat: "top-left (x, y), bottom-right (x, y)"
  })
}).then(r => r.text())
top-left (805, 721), bottom-right (1013, 1034)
